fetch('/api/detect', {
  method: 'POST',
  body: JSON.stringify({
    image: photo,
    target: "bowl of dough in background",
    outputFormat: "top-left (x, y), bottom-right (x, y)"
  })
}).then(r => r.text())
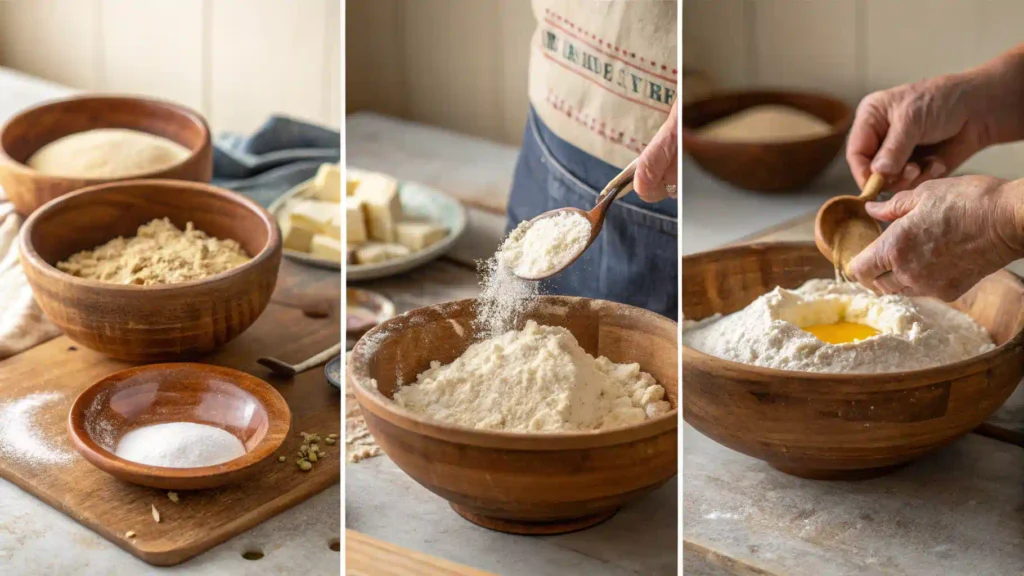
top-left (0, 95), bottom-right (212, 215)
top-left (681, 90), bottom-right (852, 192)
top-left (19, 179), bottom-right (281, 362)
top-left (682, 242), bottom-right (1024, 480)
top-left (349, 296), bottom-right (678, 534)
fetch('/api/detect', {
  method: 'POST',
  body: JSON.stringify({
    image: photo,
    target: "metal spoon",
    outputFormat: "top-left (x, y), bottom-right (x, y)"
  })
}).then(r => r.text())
top-left (258, 342), bottom-right (342, 377)
top-left (513, 159), bottom-right (638, 281)
top-left (814, 172), bottom-right (886, 281)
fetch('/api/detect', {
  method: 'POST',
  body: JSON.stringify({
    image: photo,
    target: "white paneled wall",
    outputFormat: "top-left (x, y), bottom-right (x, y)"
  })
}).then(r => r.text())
top-left (346, 0), bottom-right (536, 147)
top-left (0, 0), bottom-right (340, 135)
top-left (683, 0), bottom-right (1024, 180)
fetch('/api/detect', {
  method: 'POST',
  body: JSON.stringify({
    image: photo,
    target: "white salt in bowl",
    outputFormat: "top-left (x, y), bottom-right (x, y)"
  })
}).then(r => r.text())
top-left (68, 363), bottom-right (291, 490)
top-left (683, 242), bottom-right (1024, 480)
top-left (348, 296), bottom-right (678, 535)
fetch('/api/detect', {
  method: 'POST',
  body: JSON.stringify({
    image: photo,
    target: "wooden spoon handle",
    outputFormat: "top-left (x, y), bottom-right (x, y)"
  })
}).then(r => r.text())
top-left (860, 172), bottom-right (886, 202)
top-left (597, 158), bottom-right (638, 202)
top-left (293, 342), bottom-right (342, 373)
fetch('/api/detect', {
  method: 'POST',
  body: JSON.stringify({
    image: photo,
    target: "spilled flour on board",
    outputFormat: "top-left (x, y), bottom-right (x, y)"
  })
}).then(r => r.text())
top-left (0, 391), bottom-right (74, 466)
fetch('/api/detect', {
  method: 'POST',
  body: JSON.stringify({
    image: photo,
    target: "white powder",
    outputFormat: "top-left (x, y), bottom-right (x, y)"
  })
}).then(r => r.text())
top-left (682, 279), bottom-right (995, 373)
top-left (114, 422), bottom-right (246, 468)
top-left (393, 320), bottom-right (671, 432)
top-left (0, 392), bottom-right (74, 466)
top-left (473, 255), bottom-right (539, 339)
top-left (498, 211), bottom-right (591, 278)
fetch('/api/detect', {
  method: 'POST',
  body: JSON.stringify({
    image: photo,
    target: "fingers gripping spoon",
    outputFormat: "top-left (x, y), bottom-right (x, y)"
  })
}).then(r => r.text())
top-left (814, 172), bottom-right (886, 282)
top-left (513, 159), bottom-right (638, 281)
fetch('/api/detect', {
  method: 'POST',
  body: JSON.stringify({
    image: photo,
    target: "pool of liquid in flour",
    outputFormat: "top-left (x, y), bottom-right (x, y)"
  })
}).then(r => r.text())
top-left (802, 321), bottom-right (879, 345)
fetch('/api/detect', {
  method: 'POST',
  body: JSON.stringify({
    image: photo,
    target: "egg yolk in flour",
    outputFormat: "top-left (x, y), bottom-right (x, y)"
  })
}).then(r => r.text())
top-left (802, 321), bottom-right (879, 344)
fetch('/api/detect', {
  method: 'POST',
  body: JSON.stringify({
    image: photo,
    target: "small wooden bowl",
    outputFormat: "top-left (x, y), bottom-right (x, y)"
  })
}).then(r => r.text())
top-left (349, 296), bottom-right (678, 534)
top-left (683, 242), bottom-right (1024, 479)
top-left (0, 95), bottom-right (212, 216)
top-left (19, 180), bottom-right (282, 361)
top-left (68, 363), bottom-right (291, 490)
top-left (682, 90), bottom-right (852, 192)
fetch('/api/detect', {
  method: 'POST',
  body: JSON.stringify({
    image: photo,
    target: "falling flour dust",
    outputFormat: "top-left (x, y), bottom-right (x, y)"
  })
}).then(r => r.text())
top-left (0, 392), bottom-right (74, 466)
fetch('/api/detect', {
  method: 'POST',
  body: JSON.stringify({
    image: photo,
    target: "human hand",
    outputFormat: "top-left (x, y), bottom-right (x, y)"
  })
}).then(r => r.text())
top-left (635, 98), bottom-right (678, 202)
top-left (847, 175), bottom-right (1024, 301)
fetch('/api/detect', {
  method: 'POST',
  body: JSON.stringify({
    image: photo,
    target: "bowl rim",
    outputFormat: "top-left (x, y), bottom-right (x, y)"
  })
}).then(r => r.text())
top-left (18, 178), bottom-right (282, 292)
top-left (680, 88), bottom-right (854, 144)
top-left (681, 241), bottom-right (1024, 384)
top-left (67, 362), bottom-right (291, 479)
top-left (0, 93), bottom-right (210, 178)
top-left (348, 295), bottom-right (679, 450)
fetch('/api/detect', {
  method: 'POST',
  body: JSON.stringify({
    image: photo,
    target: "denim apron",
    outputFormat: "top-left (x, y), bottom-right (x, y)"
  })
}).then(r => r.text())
top-left (506, 107), bottom-right (678, 318)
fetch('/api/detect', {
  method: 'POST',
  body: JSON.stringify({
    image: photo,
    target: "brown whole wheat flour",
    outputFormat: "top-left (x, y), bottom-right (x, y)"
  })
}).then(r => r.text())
top-left (57, 218), bottom-right (251, 285)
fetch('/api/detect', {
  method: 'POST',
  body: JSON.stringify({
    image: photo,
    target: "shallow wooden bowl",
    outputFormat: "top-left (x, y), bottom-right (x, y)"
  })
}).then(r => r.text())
top-left (349, 296), bottom-right (678, 534)
top-left (19, 179), bottom-right (282, 361)
top-left (682, 90), bottom-right (852, 192)
top-left (68, 363), bottom-right (291, 490)
top-left (683, 242), bottom-right (1024, 479)
top-left (0, 95), bottom-right (212, 216)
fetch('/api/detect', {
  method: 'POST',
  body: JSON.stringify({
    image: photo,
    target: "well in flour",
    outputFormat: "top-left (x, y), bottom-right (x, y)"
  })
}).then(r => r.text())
top-left (683, 279), bottom-right (995, 374)
top-left (392, 320), bottom-right (670, 432)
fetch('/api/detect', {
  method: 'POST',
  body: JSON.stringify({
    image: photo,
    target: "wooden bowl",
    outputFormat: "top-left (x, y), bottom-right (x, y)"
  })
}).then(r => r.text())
top-left (683, 242), bottom-right (1024, 479)
top-left (681, 90), bottom-right (852, 192)
top-left (0, 95), bottom-right (212, 216)
top-left (68, 363), bottom-right (291, 490)
top-left (19, 179), bottom-right (282, 361)
top-left (349, 296), bottom-right (678, 534)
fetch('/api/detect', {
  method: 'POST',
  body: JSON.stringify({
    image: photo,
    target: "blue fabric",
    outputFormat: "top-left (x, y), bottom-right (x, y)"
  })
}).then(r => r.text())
top-left (212, 116), bottom-right (340, 208)
top-left (506, 107), bottom-right (678, 318)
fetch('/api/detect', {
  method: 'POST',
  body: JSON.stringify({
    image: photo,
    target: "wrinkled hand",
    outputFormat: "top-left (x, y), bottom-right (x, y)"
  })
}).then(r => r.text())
top-left (635, 98), bottom-right (678, 202)
top-left (848, 175), bottom-right (1024, 301)
top-left (847, 73), bottom-right (993, 192)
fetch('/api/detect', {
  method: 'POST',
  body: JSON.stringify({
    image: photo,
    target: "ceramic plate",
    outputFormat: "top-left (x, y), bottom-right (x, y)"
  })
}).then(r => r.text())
top-left (268, 179), bottom-right (341, 270)
top-left (325, 355), bottom-right (341, 390)
top-left (346, 178), bottom-right (467, 281)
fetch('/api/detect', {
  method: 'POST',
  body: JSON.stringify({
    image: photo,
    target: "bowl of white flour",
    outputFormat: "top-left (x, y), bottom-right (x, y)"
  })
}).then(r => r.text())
top-left (348, 295), bottom-right (678, 534)
top-left (682, 242), bottom-right (1024, 480)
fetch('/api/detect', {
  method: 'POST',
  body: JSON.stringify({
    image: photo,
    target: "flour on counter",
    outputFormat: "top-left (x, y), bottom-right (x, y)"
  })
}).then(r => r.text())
top-left (393, 320), bottom-right (670, 432)
top-left (683, 279), bottom-right (995, 373)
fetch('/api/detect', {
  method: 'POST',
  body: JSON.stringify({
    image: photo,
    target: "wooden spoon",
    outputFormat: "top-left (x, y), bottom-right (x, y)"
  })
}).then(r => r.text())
top-left (513, 159), bottom-right (637, 280)
top-left (258, 342), bottom-right (342, 377)
top-left (814, 172), bottom-right (886, 280)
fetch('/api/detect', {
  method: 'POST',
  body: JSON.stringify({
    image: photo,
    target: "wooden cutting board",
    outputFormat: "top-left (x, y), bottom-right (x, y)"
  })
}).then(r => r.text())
top-left (346, 530), bottom-right (495, 576)
top-left (0, 260), bottom-right (340, 566)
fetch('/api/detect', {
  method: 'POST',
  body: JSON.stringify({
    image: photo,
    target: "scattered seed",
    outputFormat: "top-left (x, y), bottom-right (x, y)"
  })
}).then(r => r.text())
top-left (327, 434), bottom-right (338, 439)
top-left (167, 492), bottom-right (179, 503)
top-left (325, 437), bottom-right (336, 445)
top-left (125, 530), bottom-right (136, 539)
top-left (299, 460), bottom-right (312, 471)
top-left (300, 444), bottom-right (309, 453)
top-left (278, 456), bottom-right (286, 462)
top-left (151, 505), bottom-right (161, 523)
top-left (308, 451), bottom-right (317, 462)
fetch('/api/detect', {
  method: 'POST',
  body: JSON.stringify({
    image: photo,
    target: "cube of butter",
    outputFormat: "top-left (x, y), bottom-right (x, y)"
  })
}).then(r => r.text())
top-left (281, 219), bottom-right (315, 252)
top-left (312, 164), bottom-right (341, 202)
top-left (395, 221), bottom-right (448, 252)
top-left (289, 199), bottom-right (338, 235)
top-left (346, 176), bottom-right (360, 197)
top-left (310, 234), bottom-right (342, 263)
top-left (354, 242), bottom-right (411, 265)
top-left (355, 172), bottom-right (402, 242)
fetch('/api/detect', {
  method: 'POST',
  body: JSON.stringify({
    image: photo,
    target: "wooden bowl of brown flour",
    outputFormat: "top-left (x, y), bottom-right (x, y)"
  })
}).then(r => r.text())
top-left (19, 180), bottom-right (281, 361)
top-left (348, 296), bottom-right (678, 535)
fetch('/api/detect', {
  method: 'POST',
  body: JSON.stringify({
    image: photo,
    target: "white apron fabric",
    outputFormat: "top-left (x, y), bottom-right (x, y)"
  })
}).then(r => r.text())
top-left (528, 0), bottom-right (678, 168)
top-left (0, 190), bottom-right (59, 360)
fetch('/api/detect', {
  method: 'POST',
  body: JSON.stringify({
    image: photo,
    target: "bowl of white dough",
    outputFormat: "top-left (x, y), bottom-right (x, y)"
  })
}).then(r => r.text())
top-left (682, 242), bottom-right (1024, 480)
top-left (348, 296), bottom-right (678, 535)
top-left (0, 95), bottom-right (212, 215)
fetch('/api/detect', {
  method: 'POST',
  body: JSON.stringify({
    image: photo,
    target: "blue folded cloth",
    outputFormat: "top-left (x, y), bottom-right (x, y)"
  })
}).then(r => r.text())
top-left (212, 116), bottom-right (340, 207)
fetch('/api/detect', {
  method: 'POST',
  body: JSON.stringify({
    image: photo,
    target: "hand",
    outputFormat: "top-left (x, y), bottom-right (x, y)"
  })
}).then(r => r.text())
top-left (847, 175), bottom-right (1024, 301)
top-left (635, 98), bottom-right (678, 202)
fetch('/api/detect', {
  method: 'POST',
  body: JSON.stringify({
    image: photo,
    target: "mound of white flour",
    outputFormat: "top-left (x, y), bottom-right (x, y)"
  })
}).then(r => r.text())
top-left (392, 320), bottom-right (670, 432)
top-left (682, 279), bottom-right (995, 373)
top-left (498, 212), bottom-right (591, 277)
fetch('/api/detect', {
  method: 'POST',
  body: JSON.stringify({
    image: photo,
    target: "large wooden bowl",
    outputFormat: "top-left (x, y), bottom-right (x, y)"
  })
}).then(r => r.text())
top-left (19, 180), bottom-right (282, 361)
top-left (349, 297), bottom-right (678, 534)
top-left (682, 90), bottom-right (852, 192)
top-left (68, 363), bottom-right (291, 490)
top-left (0, 95), bottom-right (212, 215)
top-left (683, 242), bottom-right (1024, 479)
